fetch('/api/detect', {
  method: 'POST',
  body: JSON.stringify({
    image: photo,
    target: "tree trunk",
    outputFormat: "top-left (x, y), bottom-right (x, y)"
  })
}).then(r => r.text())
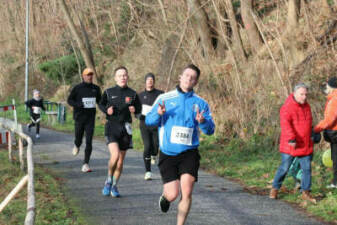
top-left (156, 34), bottom-right (180, 85)
top-left (287, 0), bottom-right (301, 31)
top-left (321, 0), bottom-right (332, 15)
top-left (59, 0), bottom-right (99, 85)
top-left (157, 0), bottom-right (168, 25)
top-left (241, 0), bottom-right (263, 55)
top-left (214, 15), bottom-right (226, 58)
top-left (224, 0), bottom-right (246, 61)
top-left (212, 1), bottom-right (227, 57)
top-left (187, 0), bottom-right (215, 58)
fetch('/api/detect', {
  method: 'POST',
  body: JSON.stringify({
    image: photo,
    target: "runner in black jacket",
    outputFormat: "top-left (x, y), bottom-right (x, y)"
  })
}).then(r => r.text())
top-left (25, 89), bottom-right (46, 139)
top-left (99, 66), bottom-right (142, 197)
top-left (67, 68), bottom-right (101, 173)
top-left (138, 73), bottom-right (163, 180)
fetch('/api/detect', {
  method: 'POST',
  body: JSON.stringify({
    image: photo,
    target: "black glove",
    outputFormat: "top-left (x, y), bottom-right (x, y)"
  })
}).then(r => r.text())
top-left (311, 130), bottom-right (321, 144)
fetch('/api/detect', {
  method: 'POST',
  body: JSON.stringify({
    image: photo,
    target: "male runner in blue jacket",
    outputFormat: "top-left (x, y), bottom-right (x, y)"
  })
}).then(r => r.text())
top-left (146, 64), bottom-right (215, 225)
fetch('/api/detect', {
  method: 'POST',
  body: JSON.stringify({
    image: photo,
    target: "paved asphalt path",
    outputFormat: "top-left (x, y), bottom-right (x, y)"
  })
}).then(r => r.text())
top-left (27, 127), bottom-right (324, 225)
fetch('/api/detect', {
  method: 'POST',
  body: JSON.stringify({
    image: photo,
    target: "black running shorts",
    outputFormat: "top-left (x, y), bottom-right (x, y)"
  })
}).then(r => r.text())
top-left (158, 149), bottom-right (200, 184)
top-left (105, 120), bottom-right (132, 151)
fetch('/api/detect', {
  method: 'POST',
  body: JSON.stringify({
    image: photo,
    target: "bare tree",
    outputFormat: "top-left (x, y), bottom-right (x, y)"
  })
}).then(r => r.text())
top-left (321, 0), bottom-right (332, 15)
top-left (157, 0), bottom-right (168, 25)
top-left (287, 0), bottom-right (301, 31)
top-left (241, 0), bottom-right (263, 54)
top-left (224, 0), bottom-right (246, 61)
top-left (59, 0), bottom-right (99, 84)
top-left (187, 0), bottom-right (215, 58)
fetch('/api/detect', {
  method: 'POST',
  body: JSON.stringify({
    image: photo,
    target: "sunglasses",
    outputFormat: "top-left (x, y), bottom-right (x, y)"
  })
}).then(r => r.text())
top-left (86, 73), bottom-right (94, 76)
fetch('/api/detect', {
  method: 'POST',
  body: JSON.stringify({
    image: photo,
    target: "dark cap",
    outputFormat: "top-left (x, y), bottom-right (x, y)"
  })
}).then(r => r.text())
top-left (328, 77), bottom-right (337, 88)
top-left (145, 73), bottom-right (155, 82)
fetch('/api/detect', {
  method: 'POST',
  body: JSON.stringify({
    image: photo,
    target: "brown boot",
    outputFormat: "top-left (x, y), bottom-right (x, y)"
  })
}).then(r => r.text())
top-left (269, 188), bottom-right (278, 199)
top-left (302, 191), bottom-right (316, 204)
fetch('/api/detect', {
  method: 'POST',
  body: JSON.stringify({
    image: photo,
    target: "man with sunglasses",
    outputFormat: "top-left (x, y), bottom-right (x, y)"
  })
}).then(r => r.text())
top-left (68, 68), bottom-right (102, 173)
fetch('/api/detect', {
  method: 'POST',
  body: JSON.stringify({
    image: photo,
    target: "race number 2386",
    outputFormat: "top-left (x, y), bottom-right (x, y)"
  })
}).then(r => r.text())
top-left (170, 126), bottom-right (193, 145)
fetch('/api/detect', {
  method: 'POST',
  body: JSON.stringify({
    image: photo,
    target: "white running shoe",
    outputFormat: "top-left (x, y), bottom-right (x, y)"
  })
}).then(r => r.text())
top-left (144, 171), bottom-right (152, 180)
top-left (35, 134), bottom-right (40, 139)
top-left (151, 156), bottom-right (157, 165)
top-left (72, 146), bottom-right (79, 156)
top-left (81, 163), bottom-right (92, 173)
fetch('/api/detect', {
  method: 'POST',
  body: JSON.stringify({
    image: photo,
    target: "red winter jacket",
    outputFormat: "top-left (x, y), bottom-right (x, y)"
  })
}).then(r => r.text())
top-left (279, 94), bottom-right (313, 156)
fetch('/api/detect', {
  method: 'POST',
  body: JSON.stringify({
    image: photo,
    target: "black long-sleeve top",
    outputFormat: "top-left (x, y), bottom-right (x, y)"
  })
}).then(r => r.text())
top-left (99, 85), bottom-right (142, 124)
top-left (25, 98), bottom-right (46, 116)
top-left (67, 82), bottom-right (102, 120)
top-left (138, 88), bottom-right (164, 120)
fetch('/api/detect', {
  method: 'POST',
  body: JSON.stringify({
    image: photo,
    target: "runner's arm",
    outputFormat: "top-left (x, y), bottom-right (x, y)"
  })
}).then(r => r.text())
top-left (198, 103), bottom-right (215, 135)
top-left (98, 90), bottom-right (108, 114)
top-left (41, 98), bottom-right (46, 111)
top-left (145, 98), bottom-right (162, 126)
top-left (67, 86), bottom-right (83, 108)
top-left (96, 87), bottom-right (102, 104)
top-left (133, 93), bottom-right (142, 117)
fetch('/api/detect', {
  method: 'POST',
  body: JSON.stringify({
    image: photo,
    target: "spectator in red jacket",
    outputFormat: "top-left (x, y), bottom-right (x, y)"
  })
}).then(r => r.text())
top-left (269, 83), bottom-right (316, 203)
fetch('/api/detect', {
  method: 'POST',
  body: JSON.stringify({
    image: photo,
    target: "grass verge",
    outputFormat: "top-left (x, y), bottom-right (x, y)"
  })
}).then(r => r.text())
top-left (199, 133), bottom-right (337, 223)
top-left (0, 150), bottom-right (87, 225)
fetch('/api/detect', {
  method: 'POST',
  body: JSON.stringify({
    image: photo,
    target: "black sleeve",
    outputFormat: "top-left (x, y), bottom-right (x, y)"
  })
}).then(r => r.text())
top-left (98, 90), bottom-right (108, 114)
top-left (25, 99), bottom-right (32, 108)
top-left (134, 93), bottom-right (142, 115)
top-left (138, 92), bottom-right (144, 104)
top-left (40, 99), bottom-right (46, 111)
top-left (67, 86), bottom-right (82, 108)
top-left (96, 86), bottom-right (102, 104)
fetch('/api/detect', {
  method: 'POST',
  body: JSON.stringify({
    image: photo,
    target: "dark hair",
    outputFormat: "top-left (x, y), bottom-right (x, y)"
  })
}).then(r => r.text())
top-left (145, 72), bottom-right (155, 81)
top-left (183, 64), bottom-right (200, 79)
top-left (114, 66), bottom-right (128, 75)
top-left (328, 77), bottom-right (337, 89)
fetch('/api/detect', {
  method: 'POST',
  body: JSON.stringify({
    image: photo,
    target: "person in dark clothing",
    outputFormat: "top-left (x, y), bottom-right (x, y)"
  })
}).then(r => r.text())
top-left (25, 89), bottom-right (46, 139)
top-left (67, 68), bottom-right (102, 173)
top-left (100, 66), bottom-right (142, 197)
top-left (138, 73), bottom-right (164, 180)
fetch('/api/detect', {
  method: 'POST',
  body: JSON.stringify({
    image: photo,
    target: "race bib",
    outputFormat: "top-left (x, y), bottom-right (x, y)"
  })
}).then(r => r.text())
top-left (33, 107), bottom-right (41, 114)
top-left (125, 122), bottom-right (132, 135)
top-left (170, 126), bottom-right (193, 145)
top-left (141, 104), bottom-right (152, 116)
top-left (82, 97), bottom-right (96, 108)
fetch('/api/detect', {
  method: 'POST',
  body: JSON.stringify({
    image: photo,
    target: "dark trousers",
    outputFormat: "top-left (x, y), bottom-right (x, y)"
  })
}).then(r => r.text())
top-left (29, 114), bottom-right (40, 134)
top-left (74, 116), bottom-right (95, 164)
top-left (330, 143), bottom-right (337, 184)
top-left (140, 120), bottom-right (159, 172)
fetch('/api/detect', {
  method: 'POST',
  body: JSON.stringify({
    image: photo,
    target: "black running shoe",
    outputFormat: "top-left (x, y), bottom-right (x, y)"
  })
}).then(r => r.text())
top-left (159, 195), bottom-right (170, 213)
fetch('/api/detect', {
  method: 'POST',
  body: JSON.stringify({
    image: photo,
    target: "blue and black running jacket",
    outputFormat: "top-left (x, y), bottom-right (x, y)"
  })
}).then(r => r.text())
top-left (145, 86), bottom-right (215, 156)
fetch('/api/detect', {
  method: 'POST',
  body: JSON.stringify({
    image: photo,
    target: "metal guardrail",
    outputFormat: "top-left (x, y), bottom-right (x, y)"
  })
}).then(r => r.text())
top-left (43, 101), bottom-right (66, 124)
top-left (0, 117), bottom-right (35, 225)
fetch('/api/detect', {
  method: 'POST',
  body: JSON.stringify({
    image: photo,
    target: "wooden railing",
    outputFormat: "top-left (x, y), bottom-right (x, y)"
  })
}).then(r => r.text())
top-left (0, 117), bottom-right (35, 225)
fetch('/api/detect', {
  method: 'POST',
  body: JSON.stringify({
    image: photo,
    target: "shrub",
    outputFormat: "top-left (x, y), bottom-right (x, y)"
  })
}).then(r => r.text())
top-left (38, 54), bottom-right (85, 84)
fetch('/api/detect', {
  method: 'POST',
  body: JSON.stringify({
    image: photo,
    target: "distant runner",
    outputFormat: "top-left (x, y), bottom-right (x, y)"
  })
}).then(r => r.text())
top-left (25, 89), bottom-right (46, 139)
top-left (67, 68), bottom-right (102, 173)
top-left (138, 73), bottom-right (163, 180)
